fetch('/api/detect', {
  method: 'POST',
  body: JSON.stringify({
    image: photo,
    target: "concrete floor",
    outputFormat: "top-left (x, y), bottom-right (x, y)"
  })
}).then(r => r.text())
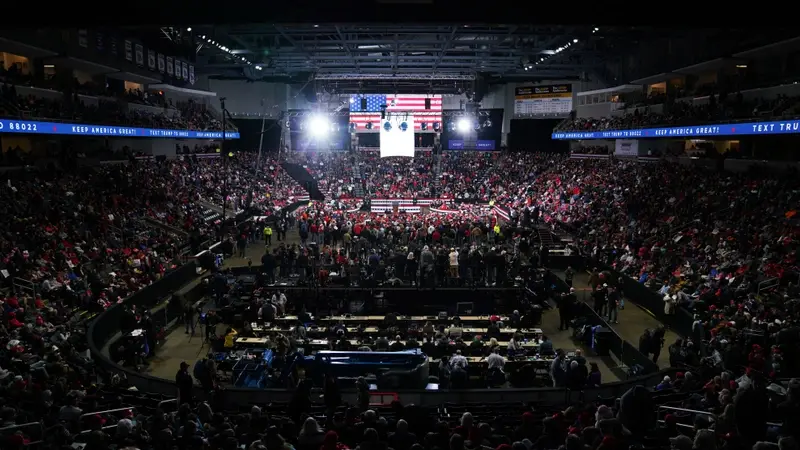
top-left (144, 231), bottom-right (676, 384)
top-left (145, 302), bottom-right (623, 384)
top-left (552, 271), bottom-right (679, 369)
top-left (141, 235), bottom-right (298, 380)
top-left (144, 233), bottom-right (623, 384)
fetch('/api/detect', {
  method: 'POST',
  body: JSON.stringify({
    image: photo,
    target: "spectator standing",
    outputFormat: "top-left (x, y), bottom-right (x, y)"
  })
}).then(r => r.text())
top-left (264, 224), bottom-right (273, 246)
top-left (175, 361), bottom-right (194, 405)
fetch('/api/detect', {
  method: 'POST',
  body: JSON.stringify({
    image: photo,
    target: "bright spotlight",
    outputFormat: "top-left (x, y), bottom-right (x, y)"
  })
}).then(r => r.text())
top-left (309, 116), bottom-right (330, 136)
top-left (457, 118), bottom-right (472, 133)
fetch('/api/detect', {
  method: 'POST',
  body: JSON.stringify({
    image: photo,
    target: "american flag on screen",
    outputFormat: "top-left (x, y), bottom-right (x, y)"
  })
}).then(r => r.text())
top-left (349, 94), bottom-right (442, 130)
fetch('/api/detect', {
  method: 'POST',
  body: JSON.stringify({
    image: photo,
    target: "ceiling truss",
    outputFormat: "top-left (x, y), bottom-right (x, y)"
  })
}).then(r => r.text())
top-left (196, 24), bottom-right (600, 88)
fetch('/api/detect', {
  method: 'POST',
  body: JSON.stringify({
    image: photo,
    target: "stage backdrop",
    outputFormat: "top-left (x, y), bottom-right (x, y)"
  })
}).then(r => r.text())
top-left (349, 94), bottom-right (442, 132)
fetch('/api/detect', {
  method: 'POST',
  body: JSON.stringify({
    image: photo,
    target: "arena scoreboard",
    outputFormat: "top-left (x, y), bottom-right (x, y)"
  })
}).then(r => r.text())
top-left (514, 84), bottom-right (573, 115)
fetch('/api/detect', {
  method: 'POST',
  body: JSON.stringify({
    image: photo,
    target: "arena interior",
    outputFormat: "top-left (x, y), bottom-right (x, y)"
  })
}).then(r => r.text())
top-left (0, 21), bottom-right (799, 450)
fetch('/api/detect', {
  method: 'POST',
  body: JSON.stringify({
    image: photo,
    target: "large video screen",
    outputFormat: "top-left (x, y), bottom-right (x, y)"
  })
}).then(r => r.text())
top-left (379, 115), bottom-right (415, 157)
top-left (350, 94), bottom-right (442, 131)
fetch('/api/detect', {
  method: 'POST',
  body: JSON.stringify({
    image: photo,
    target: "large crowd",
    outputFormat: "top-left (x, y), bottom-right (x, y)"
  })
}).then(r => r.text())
top-left (0, 64), bottom-right (235, 132)
top-left (1, 136), bottom-right (800, 449)
top-left (556, 93), bottom-right (800, 132)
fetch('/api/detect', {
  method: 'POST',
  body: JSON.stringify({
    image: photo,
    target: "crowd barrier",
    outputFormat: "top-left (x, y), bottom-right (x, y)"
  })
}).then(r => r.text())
top-left (569, 154), bottom-right (663, 164)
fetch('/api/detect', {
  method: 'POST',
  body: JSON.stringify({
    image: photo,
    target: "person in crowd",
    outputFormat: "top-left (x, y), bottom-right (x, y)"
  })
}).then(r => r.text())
top-left (558, 288), bottom-right (576, 331)
top-left (175, 361), bottom-right (194, 405)
top-left (550, 350), bottom-right (567, 387)
top-left (587, 362), bottom-right (602, 386)
top-left (264, 224), bottom-right (273, 246)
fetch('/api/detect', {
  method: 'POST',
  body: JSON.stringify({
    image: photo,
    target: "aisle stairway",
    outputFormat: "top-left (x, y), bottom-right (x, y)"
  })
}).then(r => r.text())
top-left (537, 225), bottom-right (556, 249)
top-left (351, 159), bottom-right (366, 198)
top-left (197, 199), bottom-right (237, 222)
top-left (432, 151), bottom-right (444, 197)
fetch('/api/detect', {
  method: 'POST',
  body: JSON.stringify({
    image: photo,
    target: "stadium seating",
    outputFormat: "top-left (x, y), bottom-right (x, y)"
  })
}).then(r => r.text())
top-left (2, 146), bottom-right (799, 450)
top-left (555, 92), bottom-right (800, 132)
top-left (0, 66), bottom-right (236, 132)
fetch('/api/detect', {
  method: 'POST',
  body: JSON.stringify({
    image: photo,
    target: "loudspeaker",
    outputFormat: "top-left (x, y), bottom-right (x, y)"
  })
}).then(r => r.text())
top-left (425, 98), bottom-right (431, 109)
top-left (361, 98), bottom-right (367, 110)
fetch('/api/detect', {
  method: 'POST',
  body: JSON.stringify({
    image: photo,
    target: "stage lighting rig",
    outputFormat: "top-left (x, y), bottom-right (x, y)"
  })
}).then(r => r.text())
top-left (457, 118), bottom-right (472, 133)
top-left (309, 116), bottom-right (330, 136)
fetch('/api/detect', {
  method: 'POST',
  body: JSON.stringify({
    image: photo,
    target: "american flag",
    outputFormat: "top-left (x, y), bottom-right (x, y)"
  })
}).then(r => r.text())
top-left (349, 94), bottom-right (442, 130)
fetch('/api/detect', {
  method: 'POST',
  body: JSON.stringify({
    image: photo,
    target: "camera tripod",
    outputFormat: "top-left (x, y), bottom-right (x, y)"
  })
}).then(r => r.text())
top-left (189, 312), bottom-right (216, 352)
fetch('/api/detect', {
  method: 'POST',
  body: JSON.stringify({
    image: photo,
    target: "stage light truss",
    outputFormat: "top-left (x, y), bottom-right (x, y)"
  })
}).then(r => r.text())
top-left (313, 73), bottom-right (476, 81)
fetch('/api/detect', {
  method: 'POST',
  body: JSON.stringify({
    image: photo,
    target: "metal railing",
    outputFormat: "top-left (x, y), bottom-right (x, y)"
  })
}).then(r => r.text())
top-left (80, 406), bottom-right (137, 423)
top-left (758, 277), bottom-right (780, 293)
top-left (12, 277), bottom-right (36, 296)
top-left (0, 421), bottom-right (44, 444)
top-left (657, 405), bottom-right (716, 431)
top-left (158, 398), bottom-right (178, 411)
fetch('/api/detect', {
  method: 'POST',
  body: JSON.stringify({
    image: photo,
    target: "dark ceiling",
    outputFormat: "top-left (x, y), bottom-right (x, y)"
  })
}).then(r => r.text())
top-left (138, 24), bottom-right (800, 93)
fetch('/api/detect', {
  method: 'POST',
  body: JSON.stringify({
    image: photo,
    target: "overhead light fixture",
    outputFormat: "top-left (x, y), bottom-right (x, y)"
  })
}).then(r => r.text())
top-left (187, 27), bottom-right (192, 32)
top-left (457, 118), bottom-right (471, 133)
top-left (309, 115), bottom-right (330, 136)
top-left (573, 38), bottom-right (578, 43)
